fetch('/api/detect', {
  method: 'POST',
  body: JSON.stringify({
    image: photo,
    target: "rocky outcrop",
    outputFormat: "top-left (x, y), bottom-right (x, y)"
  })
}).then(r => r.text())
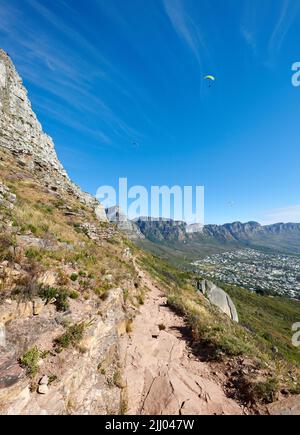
top-left (203, 222), bottom-right (262, 242)
top-left (134, 217), bottom-right (186, 242)
top-left (0, 288), bottom-right (126, 415)
top-left (0, 50), bottom-right (66, 175)
top-left (106, 207), bottom-right (144, 240)
top-left (0, 182), bottom-right (16, 210)
top-left (200, 280), bottom-right (239, 322)
top-left (0, 49), bottom-right (106, 219)
top-left (267, 395), bottom-right (300, 415)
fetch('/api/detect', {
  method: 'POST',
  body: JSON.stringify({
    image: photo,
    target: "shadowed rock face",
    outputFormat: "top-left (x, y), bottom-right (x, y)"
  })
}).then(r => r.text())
top-left (134, 217), bottom-right (186, 242)
top-left (200, 280), bottom-right (239, 322)
top-left (0, 49), bottom-right (106, 219)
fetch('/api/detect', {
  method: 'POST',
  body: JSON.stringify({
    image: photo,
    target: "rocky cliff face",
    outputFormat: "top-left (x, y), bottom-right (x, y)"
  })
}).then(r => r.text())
top-left (135, 218), bottom-right (300, 255)
top-left (0, 288), bottom-right (127, 415)
top-left (106, 206), bottom-right (145, 241)
top-left (0, 49), bottom-right (106, 220)
top-left (0, 50), bottom-right (147, 414)
top-left (134, 217), bottom-right (187, 242)
top-left (0, 50), bottom-right (67, 176)
top-left (0, 151), bottom-right (143, 414)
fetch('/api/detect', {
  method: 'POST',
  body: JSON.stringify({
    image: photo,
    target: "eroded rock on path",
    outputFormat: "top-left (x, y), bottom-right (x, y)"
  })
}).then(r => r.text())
top-left (121, 264), bottom-right (244, 415)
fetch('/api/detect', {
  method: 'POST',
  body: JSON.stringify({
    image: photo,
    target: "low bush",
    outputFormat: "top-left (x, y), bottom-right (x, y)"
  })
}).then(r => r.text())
top-left (39, 287), bottom-right (69, 311)
top-left (54, 322), bottom-right (86, 350)
top-left (69, 290), bottom-right (79, 299)
top-left (70, 273), bottom-right (78, 282)
top-left (0, 232), bottom-right (16, 261)
top-left (55, 289), bottom-right (69, 312)
top-left (20, 347), bottom-right (41, 377)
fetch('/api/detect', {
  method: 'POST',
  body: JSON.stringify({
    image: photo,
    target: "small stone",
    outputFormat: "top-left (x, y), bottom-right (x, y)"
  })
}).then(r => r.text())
top-left (38, 384), bottom-right (49, 395)
top-left (39, 375), bottom-right (49, 385)
top-left (33, 298), bottom-right (44, 316)
top-left (150, 327), bottom-right (160, 339)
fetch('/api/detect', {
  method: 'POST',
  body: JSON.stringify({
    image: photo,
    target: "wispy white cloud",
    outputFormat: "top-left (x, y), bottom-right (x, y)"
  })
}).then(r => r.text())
top-left (0, 0), bottom-right (145, 146)
top-left (162, 0), bottom-right (206, 67)
top-left (241, 0), bottom-right (300, 63)
top-left (259, 204), bottom-right (300, 225)
top-left (268, 0), bottom-right (300, 57)
top-left (27, 0), bottom-right (110, 78)
top-left (241, 25), bottom-right (257, 56)
top-left (34, 99), bottom-right (112, 147)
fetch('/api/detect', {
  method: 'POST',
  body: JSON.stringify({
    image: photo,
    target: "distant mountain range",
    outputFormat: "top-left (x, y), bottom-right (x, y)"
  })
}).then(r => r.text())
top-left (105, 207), bottom-right (300, 265)
top-left (133, 218), bottom-right (300, 265)
top-left (134, 218), bottom-right (300, 244)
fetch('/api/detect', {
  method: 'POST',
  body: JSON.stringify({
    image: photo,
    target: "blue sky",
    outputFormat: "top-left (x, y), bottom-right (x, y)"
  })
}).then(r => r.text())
top-left (0, 0), bottom-right (300, 224)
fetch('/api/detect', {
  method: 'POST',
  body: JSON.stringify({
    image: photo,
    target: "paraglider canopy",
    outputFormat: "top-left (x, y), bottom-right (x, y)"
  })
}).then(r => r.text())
top-left (204, 75), bottom-right (216, 88)
top-left (204, 75), bottom-right (215, 81)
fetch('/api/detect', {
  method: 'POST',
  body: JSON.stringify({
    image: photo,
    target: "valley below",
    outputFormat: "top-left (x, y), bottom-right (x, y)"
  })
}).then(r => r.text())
top-left (193, 249), bottom-right (300, 300)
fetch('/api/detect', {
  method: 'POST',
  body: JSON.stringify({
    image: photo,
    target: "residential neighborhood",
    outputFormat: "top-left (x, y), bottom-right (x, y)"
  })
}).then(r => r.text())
top-left (193, 249), bottom-right (300, 299)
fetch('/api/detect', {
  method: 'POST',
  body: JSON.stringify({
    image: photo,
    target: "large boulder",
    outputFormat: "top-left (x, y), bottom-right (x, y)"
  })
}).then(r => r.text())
top-left (200, 280), bottom-right (239, 322)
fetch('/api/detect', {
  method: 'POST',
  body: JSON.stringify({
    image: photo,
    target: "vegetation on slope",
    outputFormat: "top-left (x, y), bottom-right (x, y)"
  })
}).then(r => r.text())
top-left (0, 149), bottom-right (140, 305)
top-left (0, 148), bottom-right (145, 402)
top-left (222, 283), bottom-right (300, 366)
top-left (1, 147), bottom-right (300, 409)
top-left (137, 250), bottom-right (300, 405)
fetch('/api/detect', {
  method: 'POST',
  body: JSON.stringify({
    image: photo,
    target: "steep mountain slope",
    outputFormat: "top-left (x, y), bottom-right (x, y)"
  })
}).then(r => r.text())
top-left (0, 50), bottom-right (141, 414)
top-left (1, 50), bottom-right (299, 415)
top-left (0, 147), bottom-right (146, 414)
top-left (0, 49), bottom-right (106, 219)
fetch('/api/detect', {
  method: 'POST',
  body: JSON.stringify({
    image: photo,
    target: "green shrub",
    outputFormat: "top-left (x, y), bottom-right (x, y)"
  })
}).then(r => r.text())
top-left (70, 273), bottom-right (78, 282)
top-left (25, 248), bottom-right (42, 260)
top-left (55, 289), bottom-right (69, 312)
top-left (34, 203), bottom-right (54, 214)
top-left (250, 378), bottom-right (279, 404)
top-left (20, 347), bottom-right (41, 377)
top-left (0, 233), bottom-right (16, 261)
top-left (54, 322), bottom-right (86, 350)
top-left (94, 283), bottom-right (111, 300)
top-left (39, 287), bottom-right (58, 304)
top-left (27, 224), bottom-right (38, 235)
top-left (39, 287), bottom-right (69, 311)
top-left (69, 290), bottom-right (79, 300)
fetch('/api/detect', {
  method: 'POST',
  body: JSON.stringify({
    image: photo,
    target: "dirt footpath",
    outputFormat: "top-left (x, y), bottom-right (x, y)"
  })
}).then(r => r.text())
top-left (120, 264), bottom-right (245, 415)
